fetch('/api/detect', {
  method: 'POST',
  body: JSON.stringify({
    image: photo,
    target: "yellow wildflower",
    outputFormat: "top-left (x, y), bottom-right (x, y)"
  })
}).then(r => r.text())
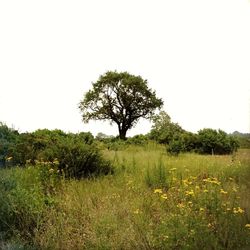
top-left (203, 189), bottom-right (209, 193)
top-left (185, 190), bottom-right (194, 196)
top-left (169, 168), bottom-right (177, 171)
top-left (233, 207), bottom-right (244, 214)
top-left (154, 188), bottom-right (163, 194)
top-left (200, 207), bottom-right (205, 212)
top-left (220, 189), bottom-right (228, 195)
top-left (133, 209), bottom-right (140, 214)
top-left (245, 224), bottom-right (250, 229)
top-left (161, 194), bottom-right (168, 200)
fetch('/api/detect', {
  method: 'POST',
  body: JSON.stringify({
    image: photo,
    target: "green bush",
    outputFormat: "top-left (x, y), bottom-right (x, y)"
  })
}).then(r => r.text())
top-left (126, 134), bottom-right (149, 145)
top-left (55, 138), bottom-right (113, 178)
top-left (0, 122), bottom-right (19, 167)
top-left (0, 167), bottom-right (47, 241)
top-left (197, 129), bottom-right (239, 155)
top-left (167, 139), bottom-right (184, 156)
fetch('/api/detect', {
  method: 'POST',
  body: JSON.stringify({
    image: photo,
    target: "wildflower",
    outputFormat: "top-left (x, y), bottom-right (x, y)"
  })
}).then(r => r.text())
top-left (133, 209), bottom-right (140, 214)
top-left (232, 187), bottom-right (238, 192)
top-left (220, 189), bottom-right (228, 195)
top-left (183, 179), bottom-right (192, 186)
top-left (53, 159), bottom-right (59, 165)
top-left (203, 177), bottom-right (221, 185)
top-left (185, 190), bottom-right (194, 196)
top-left (154, 188), bottom-right (163, 194)
top-left (200, 207), bottom-right (205, 212)
top-left (169, 168), bottom-right (177, 171)
top-left (226, 208), bottom-right (231, 211)
top-left (233, 207), bottom-right (244, 214)
top-left (161, 194), bottom-right (168, 200)
top-left (49, 168), bottom-right (54, 173)
top-left (229, 177), bottom-right (234, 181)
top-left (245, 224), bottom-right (250, 229)
top-left (195, 185), bottom-right (200, 190)
top-left (6, 156), bottom-right (13, 161)
top-left (203, 189), bottom-right (209, 193)
top-left (188, 201), bottom-right (193, 206)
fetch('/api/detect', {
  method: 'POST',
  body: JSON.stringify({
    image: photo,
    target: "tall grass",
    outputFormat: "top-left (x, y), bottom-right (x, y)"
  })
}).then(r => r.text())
top-left (0, 146), bottom-right (249, 249)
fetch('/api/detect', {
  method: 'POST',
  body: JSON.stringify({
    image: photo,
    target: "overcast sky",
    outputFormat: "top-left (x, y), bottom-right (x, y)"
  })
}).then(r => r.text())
top-left (0, 0), bottom-right (250, 137)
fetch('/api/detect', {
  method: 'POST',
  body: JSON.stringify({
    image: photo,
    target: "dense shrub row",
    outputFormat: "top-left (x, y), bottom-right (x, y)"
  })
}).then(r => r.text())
top-left (0, 125), bottom-right (112, 178)
top-left (147, 112), bottom-right (239, 155)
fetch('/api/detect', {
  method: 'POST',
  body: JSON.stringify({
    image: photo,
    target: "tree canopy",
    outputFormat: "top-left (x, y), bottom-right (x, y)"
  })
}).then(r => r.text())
top-left (79, 71), bottom-right (163, 139)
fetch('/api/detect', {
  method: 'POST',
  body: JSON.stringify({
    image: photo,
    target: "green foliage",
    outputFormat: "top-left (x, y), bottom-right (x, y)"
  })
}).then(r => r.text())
top-left (0, 167), bottom-right (48, 241)
top-left (0, 148), bottom-right (250, 249)
top-left (126, 134), bottom-right (149, 145)
top-left (197, 129), bottom-right (239, 155)
top-left (232, 132), bottom-right (250, 149)
top-left (79, 71), bottom-right (163, 139)
top-left (0, 122), bottom-right (19, 167)
top-left (145, 158), bottom-right (170, 188)
top-left (7, 129), bottom-right (112, 179)
top-left (167, 138), bottom-right (184, 155)
top-left (55, 137), bottom-right (113, 178)
top-left (149, 111), bottom-right (184, 144)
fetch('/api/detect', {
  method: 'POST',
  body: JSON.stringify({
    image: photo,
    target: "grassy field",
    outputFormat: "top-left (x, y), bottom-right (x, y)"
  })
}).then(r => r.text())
top-left (0, 144), bottom-right (250, 249)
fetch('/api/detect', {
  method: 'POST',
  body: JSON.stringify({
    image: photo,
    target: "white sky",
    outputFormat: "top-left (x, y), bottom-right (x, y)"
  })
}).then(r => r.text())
top-left (0, 0), bottom-right (250, 137)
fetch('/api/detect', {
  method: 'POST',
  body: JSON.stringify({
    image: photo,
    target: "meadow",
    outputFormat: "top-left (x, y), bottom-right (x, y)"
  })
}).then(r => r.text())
top-left (0, 144), bottom-right (250, 249)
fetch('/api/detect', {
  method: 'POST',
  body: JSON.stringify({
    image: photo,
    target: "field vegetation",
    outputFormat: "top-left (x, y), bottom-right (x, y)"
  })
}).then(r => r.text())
top-left (0, 140), bottom-right (249, 249)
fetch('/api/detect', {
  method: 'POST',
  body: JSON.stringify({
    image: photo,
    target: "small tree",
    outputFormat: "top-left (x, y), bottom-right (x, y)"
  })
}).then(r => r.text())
top-left (197, 129), bottom-right (239, 155)
top-left (79, 71), bottom-right (163, 139)
top-left (149, 111), bottom-right (184, 144)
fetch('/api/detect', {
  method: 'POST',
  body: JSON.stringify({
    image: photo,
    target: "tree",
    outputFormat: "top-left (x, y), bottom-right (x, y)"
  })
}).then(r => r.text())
top-left (197, 128), bottom-right (239, 155)
top-left (79, 71), bottom-right (163, 139)
top-left (149, 111), bottom-right (184, 144)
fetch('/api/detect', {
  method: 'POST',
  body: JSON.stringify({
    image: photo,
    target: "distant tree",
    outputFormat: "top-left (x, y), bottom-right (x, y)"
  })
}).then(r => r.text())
top-left (197, 128), bottom-right (239, 155)
top-left (149, 111), bottom-right (184, 144)
top-left (79, 71), bottom-right (163, 140)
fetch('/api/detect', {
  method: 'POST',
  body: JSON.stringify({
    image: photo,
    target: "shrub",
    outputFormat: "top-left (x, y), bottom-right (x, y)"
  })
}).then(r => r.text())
top-left (167, 139), bottom-right (184, 156)
top-left (0, 122), bottom-right (19, 167)
top-left (197, 129), bottom-right (239, 155)
top-left (55, 138), bottom-right (113, 178)
top-left (126, 134), bottom-right (149, 145)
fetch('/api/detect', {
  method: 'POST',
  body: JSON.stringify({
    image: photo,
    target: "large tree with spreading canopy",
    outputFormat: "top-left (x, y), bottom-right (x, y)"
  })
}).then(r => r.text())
top-left (79, 71), bottom-right (163, 139)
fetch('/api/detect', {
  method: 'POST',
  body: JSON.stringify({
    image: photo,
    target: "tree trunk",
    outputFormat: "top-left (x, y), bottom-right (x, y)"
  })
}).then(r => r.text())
top-left (118, 125), bottom-right (127, 140)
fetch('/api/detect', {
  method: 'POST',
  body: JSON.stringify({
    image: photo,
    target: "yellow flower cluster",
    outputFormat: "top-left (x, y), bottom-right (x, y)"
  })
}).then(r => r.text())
top-left (220, 189), bottom-right (228, 195)
top-left (161, 194), bottom-right (168, 200)
top-left (185, 190), bottom-right (195, 196)
top-left (154, 188), bottom-right (168, 200)
top-left (233, 207), bottom-right (244, 214)
top-left (154, 188), bottom-right (163, 194)
top-left (203, 177), bottom-right (221, 185)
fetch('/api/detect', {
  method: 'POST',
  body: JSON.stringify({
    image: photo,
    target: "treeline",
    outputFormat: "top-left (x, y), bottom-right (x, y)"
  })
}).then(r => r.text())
top-left (231, 131), bottom-right (250, 149)
top-left (0, 118), bottom-right (240, 175)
